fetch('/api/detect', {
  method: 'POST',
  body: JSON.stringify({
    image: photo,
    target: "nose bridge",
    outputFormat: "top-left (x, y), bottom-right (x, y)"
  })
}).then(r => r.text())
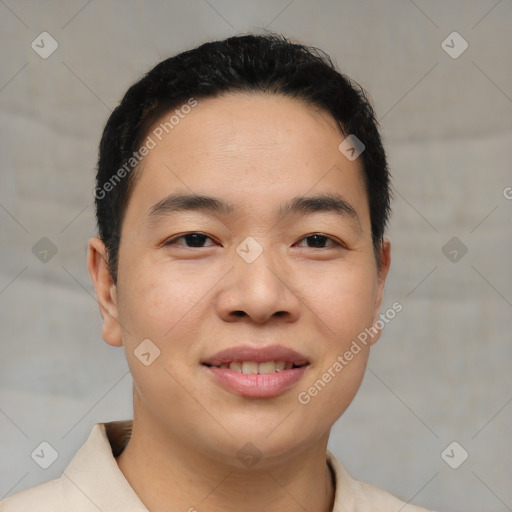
top-left (235, 235), bottom-right (286, 297)
top-left (216, 236), bottom-right (301, 323)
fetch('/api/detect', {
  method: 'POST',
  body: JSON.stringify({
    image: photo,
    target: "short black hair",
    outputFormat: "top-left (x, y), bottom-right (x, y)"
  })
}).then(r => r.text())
top-left (95, 33), bottom-right (391, 282)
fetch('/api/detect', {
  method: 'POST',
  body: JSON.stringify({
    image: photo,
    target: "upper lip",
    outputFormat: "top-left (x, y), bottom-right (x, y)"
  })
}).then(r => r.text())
top-left (202, 344), bottom-right (309, 366)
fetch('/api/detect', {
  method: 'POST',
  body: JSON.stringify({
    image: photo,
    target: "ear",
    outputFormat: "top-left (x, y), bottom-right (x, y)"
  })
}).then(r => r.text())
top-left (87, 237), bottom-right (123, 347)
top-left (369, 238), bottom-right (391, 345)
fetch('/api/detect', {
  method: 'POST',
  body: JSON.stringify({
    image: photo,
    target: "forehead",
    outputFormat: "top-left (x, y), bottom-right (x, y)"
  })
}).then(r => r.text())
top-left (126, 92), bottom-right (369, 227)
top-left (142, 91), bottom-right (348, 169)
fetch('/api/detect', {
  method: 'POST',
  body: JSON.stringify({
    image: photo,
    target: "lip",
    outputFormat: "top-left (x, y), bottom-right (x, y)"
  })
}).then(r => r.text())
top-left (203, 365), bottom-right (309, 398)
top-left (201, 344), bottom-right (309, 398)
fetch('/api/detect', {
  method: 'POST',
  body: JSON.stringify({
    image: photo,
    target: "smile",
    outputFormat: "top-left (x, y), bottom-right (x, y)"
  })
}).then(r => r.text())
top-left (204, 361), bottom-right (307, 374)
top-left (201, 344), bottom-right (310, 398)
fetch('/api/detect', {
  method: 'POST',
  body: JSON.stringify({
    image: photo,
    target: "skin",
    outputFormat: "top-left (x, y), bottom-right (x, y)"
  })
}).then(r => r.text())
top-left (88, 92), bottom-right (391, 512)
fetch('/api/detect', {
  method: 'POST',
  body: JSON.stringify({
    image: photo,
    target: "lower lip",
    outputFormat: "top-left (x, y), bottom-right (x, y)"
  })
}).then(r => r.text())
top-left (203, 365), bottom-right (308, 398)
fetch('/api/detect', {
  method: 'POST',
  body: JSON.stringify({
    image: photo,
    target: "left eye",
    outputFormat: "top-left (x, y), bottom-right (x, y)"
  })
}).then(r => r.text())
top-left (295, 234), bottom-right (341, 249)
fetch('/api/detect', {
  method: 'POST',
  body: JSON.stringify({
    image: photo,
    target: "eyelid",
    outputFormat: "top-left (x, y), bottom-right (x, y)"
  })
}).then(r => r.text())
top-left (295, 233), bottom-right (347, 249)
top-left (162, 232), bottom-right (347, 250)
top-left (163, 232), bottom-right (217, 247)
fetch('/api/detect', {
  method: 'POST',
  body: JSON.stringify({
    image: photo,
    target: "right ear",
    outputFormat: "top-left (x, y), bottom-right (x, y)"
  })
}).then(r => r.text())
top-left (87, 237), bottom-right (123, 347)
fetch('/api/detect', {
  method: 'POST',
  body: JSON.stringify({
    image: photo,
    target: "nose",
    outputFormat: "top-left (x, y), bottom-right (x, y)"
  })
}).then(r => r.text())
top-left (215, 244), bottom-right (302, 325)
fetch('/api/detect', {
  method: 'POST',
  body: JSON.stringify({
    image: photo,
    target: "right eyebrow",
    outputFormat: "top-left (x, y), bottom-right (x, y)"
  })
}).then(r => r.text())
top-left (147, 192), bottom-right (234, 222)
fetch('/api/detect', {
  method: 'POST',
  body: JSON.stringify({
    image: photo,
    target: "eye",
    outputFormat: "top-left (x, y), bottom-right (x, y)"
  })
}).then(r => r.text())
top-left (163, 232), bottom-right (216, 248)
top-left (163, 232), bottom-right (344, 250)
top-left (295, 233), bottom-right (344, 249)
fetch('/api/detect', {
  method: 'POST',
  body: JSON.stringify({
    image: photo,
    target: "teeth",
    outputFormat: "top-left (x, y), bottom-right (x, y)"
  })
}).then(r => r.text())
top-left (275, 361), bottom-right (286, 371)
top-left (258, 361), bottom-right (278, 374)
top-left (229, 361), bottom-right (242, 372)
top-left (219, 361), bottom-right (293, 374)
top-left (241, 361), bottom-right (259, 374)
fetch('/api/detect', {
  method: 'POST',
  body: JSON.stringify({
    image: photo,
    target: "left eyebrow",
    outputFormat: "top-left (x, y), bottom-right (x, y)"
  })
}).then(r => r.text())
top-left (279, 193), bottom-right (361, 230)
top-left (146, 191), bottom-right (361, 231)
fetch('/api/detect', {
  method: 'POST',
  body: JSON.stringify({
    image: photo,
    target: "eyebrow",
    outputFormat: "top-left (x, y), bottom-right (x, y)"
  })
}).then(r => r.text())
top-left (146, 191), bottom-right (361, 230)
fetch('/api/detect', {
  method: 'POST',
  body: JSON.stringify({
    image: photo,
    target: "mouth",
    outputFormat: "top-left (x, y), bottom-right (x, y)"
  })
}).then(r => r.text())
top-left (201, 345), bottom-right (310, 398)
top-left (202, 360), bottom-right (308, 373)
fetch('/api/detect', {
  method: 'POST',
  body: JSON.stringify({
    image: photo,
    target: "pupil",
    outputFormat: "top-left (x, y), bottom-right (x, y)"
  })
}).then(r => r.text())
top-left (308, 235), bottom-right (326, 248)
top-left (186, 233), bottom-right (207, 247)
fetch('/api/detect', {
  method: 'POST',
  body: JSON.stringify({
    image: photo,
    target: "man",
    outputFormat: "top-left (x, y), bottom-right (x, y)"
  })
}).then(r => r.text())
top-left (1, 33), bottom-right (433, 511)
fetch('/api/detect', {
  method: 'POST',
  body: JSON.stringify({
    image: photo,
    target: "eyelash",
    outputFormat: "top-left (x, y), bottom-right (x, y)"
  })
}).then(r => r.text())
top-left (163, 232), bottom-right (345, 249)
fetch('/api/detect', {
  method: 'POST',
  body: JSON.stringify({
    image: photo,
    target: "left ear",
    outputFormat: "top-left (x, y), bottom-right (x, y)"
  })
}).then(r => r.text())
top-left (369, 238), bottom-right (391, 345)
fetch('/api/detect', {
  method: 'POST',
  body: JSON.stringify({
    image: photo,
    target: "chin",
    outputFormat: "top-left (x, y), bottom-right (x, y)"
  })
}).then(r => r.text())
top-left (205, 421), bottom-right (324, 469)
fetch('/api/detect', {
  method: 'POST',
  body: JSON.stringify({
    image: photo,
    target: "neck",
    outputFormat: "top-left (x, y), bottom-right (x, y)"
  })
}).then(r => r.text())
top-left (115, 414), bottom-right (335, 512)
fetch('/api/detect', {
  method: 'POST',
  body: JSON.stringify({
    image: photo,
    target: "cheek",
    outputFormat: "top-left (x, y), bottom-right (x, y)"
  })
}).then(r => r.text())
top-left (115, 254), bottom-right (228, 385)
top-left (301, 259), bottom-right (378, 341)
top-left (117, 257), bottom-right (209, 339)
top-left (291, 261), bottom-right (377, 423)
top-left (115, 260), bottom-right (210, 418)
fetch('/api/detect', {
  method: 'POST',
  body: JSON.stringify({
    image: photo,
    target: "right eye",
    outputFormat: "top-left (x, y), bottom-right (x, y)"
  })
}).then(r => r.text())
top-left (163, 232), bottom-right (217, 248)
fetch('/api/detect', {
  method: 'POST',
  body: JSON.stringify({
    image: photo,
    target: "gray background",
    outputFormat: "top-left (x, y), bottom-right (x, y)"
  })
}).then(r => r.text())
top-left (1, 1), bottom-right (511, 511)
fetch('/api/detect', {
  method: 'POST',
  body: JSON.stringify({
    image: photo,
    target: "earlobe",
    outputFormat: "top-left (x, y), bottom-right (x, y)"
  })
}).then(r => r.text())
top-left (87, 237), bottom-right (123, 347)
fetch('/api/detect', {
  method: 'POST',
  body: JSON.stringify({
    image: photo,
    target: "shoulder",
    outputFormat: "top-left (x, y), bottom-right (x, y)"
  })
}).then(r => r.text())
top-left (327, 450), bottom-right (434, 512)
top-left (0, 479), bottom-right (63, 512)
top-left (355, 479), bottom-right (432, 511)
top-left (1, 421), bottom-right (143, 512)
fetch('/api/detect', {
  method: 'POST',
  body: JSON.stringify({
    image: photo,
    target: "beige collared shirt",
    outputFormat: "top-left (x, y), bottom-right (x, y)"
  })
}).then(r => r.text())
top-left (1, 420), bottom-right (432, 511)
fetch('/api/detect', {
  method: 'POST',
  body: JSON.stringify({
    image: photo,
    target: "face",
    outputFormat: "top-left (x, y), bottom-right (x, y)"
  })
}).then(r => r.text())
top-left (89, 92), bottom-right (390, 467)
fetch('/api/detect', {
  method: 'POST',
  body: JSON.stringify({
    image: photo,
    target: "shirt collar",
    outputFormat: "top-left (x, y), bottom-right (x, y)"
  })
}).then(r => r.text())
top-left (64, 420), bottom-right (356, 512)
top-left (63, 421), bottom-right (147, 511)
